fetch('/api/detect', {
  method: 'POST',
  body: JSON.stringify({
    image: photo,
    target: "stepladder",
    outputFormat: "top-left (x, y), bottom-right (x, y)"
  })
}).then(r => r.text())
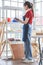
top-left (0, 19), bottom-right (6, 57)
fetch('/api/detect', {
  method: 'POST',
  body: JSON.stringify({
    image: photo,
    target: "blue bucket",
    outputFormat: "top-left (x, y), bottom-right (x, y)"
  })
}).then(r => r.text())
top-left (12, 19), bottom-right (17, 22)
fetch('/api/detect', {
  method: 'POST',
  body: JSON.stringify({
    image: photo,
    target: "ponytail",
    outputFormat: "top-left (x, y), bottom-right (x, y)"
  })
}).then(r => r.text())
top-left (30, 3), bottom-right (34, 16)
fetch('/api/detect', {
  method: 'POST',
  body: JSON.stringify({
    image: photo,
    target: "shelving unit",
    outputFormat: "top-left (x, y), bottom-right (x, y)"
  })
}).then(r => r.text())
top-left (0, 0), bottom-right (24, 58)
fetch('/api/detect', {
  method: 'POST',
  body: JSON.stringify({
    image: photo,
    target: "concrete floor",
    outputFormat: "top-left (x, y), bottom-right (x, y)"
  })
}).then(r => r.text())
top-left (0, 59), bottom-right (41, 65)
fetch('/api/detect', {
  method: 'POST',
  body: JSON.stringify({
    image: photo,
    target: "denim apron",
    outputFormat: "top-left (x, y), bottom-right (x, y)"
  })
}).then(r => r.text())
top-left (22, 16), bottom-right (32, 59)
top-left (22, 16), bottom-right (29, 41)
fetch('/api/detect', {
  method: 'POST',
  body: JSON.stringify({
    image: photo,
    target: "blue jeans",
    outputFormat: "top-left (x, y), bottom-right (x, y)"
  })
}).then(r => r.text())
top-left (23, 24), bottom-right (32, 59)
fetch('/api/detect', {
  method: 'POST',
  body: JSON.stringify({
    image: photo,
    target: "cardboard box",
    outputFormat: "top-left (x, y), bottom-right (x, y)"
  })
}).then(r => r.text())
top-left (10, 42), bottom-right (24, 60)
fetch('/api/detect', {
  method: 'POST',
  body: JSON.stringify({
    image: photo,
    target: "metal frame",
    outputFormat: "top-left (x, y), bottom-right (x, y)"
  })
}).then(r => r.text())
top-left (31, 36), bottom-right (43, 65)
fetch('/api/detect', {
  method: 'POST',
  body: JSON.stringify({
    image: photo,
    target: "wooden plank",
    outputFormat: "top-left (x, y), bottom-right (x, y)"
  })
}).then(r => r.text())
top-left (36, 33), bottom-right (43, 35)
top-left (0, 19), bottom-right (6, 56)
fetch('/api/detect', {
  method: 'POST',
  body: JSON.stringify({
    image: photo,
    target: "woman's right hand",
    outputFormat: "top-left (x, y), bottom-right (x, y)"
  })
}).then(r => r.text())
top-left (14, 18), bottom-right (20, 21)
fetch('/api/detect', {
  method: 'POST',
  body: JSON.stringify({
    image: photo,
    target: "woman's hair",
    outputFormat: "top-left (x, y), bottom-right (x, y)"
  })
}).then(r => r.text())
top-left (24, 1), bottom-right (34, 16)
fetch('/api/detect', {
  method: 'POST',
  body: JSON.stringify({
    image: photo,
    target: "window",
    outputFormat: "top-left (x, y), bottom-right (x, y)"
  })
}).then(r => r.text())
top-left (35, 17), bottom-right (41, 25)
top-left (34, 3), bottom-right (41, 17)
top-left (0, 1), bottom-right (2, 7)
top-left (11, 2), bottom-right (17, 7)
top-left (34, 0), bottom-right (41, 2)
top-left (34, 0), bottom-right (43, 30)
top-left (42, 2), bottom-right (43, 16)
top-left (18, 0), bottom-right (24, 2)
top-left (7, 10), bottom-right (11, 18)
top-left (16, 10), bottom-right (19, 18)
top-left (4, 1), bottom-right (10, 6)
top-left (4, 10), bottom-right (6, 18)
top-left (19, 11), bottom-right (23, 19)
top-left (11, 0), bottom-right (17, 2)
top-left (11, 10), bottom-right (15, 18)
top-left (18, 3), bottom-right (23, 7)
top-left (1, 9), bottom-right (2, 18)
top-left (41, 17), bottom-right (43, 25)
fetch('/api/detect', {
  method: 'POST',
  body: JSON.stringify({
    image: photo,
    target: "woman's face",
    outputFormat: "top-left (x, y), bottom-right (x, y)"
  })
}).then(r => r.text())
top-left (24, 5), bottom-right (29, 10)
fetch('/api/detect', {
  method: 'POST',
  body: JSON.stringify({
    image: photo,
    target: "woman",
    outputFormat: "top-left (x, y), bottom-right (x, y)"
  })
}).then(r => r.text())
top-left (15, 1), bottom-right (34, 62)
